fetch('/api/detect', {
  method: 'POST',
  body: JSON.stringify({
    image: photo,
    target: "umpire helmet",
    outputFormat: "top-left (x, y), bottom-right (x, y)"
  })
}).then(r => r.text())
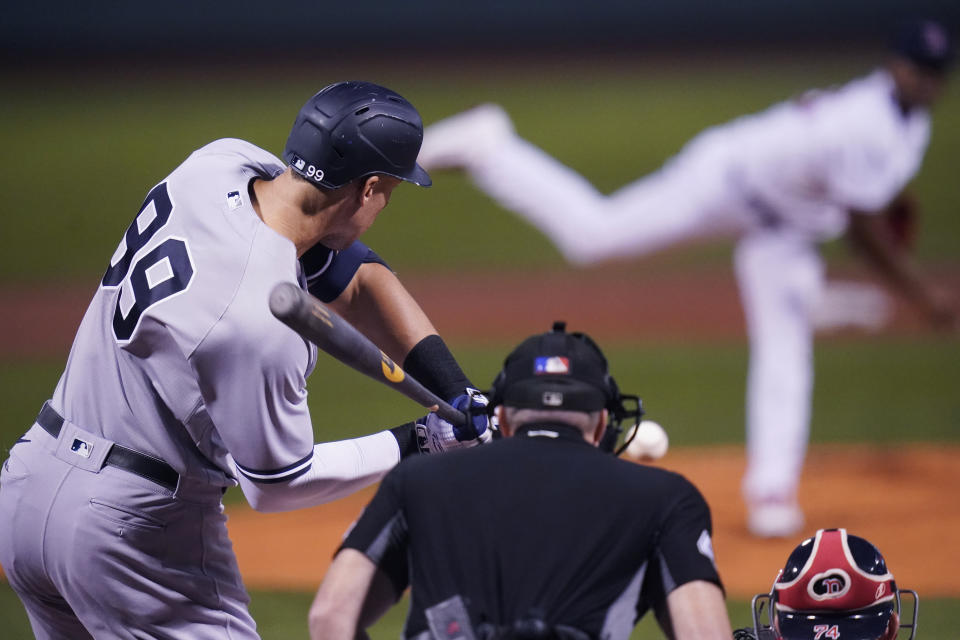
top-left (750, 529), bottom-right (918, 640)
top-left (283, 81), bottom-right (432, 189)
top-left (487, 321), bottom-right (643, 453)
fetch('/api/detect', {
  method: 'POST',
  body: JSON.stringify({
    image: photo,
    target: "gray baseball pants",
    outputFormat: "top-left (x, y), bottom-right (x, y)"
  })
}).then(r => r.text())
top-left (0, 422), bottom-right (259, 639)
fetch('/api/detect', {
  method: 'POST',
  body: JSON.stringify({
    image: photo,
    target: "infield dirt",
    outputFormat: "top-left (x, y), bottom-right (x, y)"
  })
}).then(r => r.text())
top-left (227, 441), bottom-right (959, 598)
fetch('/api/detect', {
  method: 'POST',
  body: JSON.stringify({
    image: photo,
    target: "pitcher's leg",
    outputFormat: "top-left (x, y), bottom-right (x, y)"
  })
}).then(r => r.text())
top-left (420, 105), bottom-right (728, 265)
top-left (735, 233), bottom-right (823, 537)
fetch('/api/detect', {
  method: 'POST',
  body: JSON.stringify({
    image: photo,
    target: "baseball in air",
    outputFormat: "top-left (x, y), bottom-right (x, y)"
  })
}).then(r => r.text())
top-left (624, 420), bottom-right (669, 461)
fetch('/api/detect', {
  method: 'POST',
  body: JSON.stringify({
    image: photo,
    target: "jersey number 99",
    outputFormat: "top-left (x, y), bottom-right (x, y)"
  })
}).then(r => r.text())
top-left (102, 182), bottom-right (195, 342)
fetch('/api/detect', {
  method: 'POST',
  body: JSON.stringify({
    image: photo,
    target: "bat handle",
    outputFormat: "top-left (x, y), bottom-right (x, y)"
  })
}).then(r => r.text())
top-left (432, 399), bottom-right (468, 428)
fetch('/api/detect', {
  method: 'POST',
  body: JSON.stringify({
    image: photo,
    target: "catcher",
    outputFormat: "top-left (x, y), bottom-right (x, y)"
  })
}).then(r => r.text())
top-left (734, 528), bottom-right (919, 640)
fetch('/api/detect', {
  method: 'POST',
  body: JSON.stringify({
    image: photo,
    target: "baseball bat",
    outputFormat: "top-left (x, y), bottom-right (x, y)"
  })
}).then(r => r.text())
top-left (268, 282), bottom-right (467, 427)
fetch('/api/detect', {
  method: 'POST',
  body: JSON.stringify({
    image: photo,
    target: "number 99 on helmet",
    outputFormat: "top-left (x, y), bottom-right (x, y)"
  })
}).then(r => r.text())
top-left (283, 80), bottom-right (432, 189)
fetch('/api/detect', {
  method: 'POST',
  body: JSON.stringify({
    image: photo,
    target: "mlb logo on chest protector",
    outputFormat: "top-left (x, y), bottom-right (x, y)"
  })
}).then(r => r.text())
top-left (71, 438), bottom-right (93, 458)
top-left (534, 356), bottom-right (570, 375)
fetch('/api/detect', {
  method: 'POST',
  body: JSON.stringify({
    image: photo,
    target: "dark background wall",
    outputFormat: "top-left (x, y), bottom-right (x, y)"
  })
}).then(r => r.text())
top-left (3, 1), bottom-right (959, 64)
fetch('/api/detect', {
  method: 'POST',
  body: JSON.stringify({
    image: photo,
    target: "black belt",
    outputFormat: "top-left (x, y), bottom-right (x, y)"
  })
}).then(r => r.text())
top-left (37, 402), bottom-right (179, 491)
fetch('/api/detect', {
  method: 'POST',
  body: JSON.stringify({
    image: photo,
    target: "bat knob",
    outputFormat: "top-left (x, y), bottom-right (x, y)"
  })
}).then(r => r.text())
top-left (269, 282), bottom-right (303, 321)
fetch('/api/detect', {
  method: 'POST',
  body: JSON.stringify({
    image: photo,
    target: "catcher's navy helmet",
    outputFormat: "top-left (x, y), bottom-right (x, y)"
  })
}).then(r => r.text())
top-left (750, 529), bottom-right (918, 640)
top-left (283, 81), bottom-right (432, 189)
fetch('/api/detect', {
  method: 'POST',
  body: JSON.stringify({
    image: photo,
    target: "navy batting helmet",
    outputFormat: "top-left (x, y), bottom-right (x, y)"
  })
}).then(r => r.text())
top-left (750, 529), bottom-right (918, 640)
top-left (283, 81), bottom-right (432, 189)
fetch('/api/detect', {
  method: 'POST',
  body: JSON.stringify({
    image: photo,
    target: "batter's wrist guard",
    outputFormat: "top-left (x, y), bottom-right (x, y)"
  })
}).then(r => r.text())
top-left (403, 335), bottom-right (472, 401)
top-left (389, 421), bottom-right (420, 459)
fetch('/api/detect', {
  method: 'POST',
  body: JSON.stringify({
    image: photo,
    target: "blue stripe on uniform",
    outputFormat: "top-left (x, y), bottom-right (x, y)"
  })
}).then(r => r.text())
top-left (236, 452), bottom-right (313, 484)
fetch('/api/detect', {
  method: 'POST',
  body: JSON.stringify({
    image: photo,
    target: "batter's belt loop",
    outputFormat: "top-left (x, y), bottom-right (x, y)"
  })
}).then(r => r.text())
top-left (36, 401), bottom-right (180, 491)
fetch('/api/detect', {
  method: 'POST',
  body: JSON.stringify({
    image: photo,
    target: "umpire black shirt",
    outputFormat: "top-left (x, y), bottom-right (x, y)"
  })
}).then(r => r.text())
top-left (341, 423), bottom-right (722, 639)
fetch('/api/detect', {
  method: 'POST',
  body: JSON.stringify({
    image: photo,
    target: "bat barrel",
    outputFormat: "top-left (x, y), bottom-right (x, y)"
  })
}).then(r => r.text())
top-left (268, 282), bottom-right (304, 321)
top-left (268, 281), bottom-right (469, 428)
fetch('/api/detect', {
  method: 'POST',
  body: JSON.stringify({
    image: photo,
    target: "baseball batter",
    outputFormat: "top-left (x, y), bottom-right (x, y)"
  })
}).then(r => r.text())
top-left (417, 20), bottom-right (956, 537)
top-left (0, 81), bottom-right (487, 638)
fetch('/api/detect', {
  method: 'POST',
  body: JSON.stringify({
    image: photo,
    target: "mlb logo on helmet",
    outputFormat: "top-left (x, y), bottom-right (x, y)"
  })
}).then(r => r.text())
top-left (534, 356), bottom-right (570, 375)
top-left (923, 21), bottom-right (949, 55)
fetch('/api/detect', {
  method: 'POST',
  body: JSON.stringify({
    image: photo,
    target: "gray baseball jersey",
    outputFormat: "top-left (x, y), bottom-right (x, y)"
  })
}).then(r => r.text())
top-left (54, 138), bottom-right (400, 487)
top-left (0, 138), bottom-right (403, 638)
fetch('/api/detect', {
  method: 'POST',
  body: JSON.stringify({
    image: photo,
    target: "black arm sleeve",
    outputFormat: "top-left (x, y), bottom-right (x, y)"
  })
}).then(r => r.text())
top-left (389, 421), bottom-right (420, 459)
top-left (402, 334), bottom-right (473, 401)
top-left (300, 240), bottom-right (390, 303)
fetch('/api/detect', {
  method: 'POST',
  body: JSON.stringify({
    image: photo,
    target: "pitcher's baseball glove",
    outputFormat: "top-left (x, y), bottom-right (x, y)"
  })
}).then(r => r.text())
top-left (884, 190), bottom-right (919, 252)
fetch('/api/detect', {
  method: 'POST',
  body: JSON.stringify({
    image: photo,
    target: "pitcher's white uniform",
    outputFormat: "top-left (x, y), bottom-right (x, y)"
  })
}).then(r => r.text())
top-left (419, 69), bottom-right (930, 534)
top-left (0, 139), bottom-right (404, 638)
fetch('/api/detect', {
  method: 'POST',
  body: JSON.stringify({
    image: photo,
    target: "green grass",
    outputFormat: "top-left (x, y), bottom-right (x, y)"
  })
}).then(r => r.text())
top-left (3, 337), bottom-right (958, 459)
top-left (2, 51), bottom-right (958, 282)
top-left (3, 336), bottom-right (957, 512)
top-left (1, 583), bottom-right (956, 639)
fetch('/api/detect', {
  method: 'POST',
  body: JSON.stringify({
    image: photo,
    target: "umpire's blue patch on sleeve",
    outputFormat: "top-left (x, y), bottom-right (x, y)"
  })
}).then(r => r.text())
top-left (301, 240), bottom-right (391, 302)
